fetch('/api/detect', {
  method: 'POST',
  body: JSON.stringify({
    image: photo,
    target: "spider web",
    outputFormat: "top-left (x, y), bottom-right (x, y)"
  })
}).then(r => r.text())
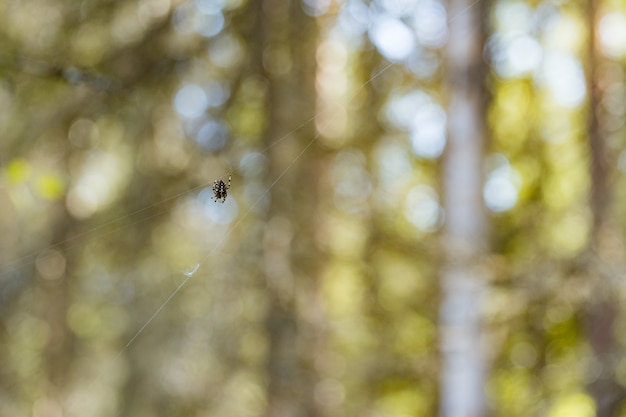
top-left (113, 0), bottom-right (483, 359)
top-left (1, 0), bottom-right (483, 380)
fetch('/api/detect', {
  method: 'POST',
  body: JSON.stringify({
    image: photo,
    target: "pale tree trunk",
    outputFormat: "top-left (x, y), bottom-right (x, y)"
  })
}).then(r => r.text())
top-left (257, 1), bottom-right (321, 416)
top-left (584, 0), bottom-right (626, 415)
top-left (440, 1), bottom-right (489, 417)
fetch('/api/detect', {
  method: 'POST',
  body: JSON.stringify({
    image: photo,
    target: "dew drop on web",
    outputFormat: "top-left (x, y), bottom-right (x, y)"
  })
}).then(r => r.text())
top-left (183, 263), bottom-right (200, 277)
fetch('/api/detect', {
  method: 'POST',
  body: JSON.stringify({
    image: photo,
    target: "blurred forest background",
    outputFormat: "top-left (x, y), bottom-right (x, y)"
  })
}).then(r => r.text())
top-left (2, 0), bottom-right (626, 416)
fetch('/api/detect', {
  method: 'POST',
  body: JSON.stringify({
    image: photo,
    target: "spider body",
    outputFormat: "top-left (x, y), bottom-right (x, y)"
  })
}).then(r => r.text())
top-left (211, 175), bottom-right (231, 203)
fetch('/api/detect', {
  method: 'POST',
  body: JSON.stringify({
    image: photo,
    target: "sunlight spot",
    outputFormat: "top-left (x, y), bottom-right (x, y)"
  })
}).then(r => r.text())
top-left (5, 158), bottom-right (30, 184)
top-left (174, 84), bottom-right (209, 119)
top-left (384, 90), bottom-right (446, 159)
top-left (66, 184), bottom-right (100, 219)
top-left (385, 90), bottom-right (431, 131)
top-left (409, 102), bottom-right (446, 159)
top-left (539, 52), bottom-right (586, 108)
top-left (377, 142), bottom-right (412, 187)
top-left (492, 34), bottom-right (542, 78)
top-left (302, 0), bottom-right (330, 17)
top-left (376, 0), bottom-right (420, 17)
top-left (196, 119), bottom-right (229, 152)
top-left (547, 392), bottom-right (595, 417)
top-left (172, 3), bottom-right (195, 34)
top-left (543, 14), bottom-right (584, 54)
top-left (483, 154), bottom-right (521, 213)
top-left (66, 150), bottom-right (129, 219)
top-left (205, 81), bottom-right (230, 107)
top-left (35, 174), bottom-right (65, 200)
top-left (510, 36), bottom-right (542, 73)
top-left (369, 15), bottom-right (415, 61)
top-left (195, 0), bottom-right (225, 14)
top-left (209, 34), bottom-right (245, 68)
top-left (404, 185), bottom-right (443, 232)
top-left (111, 7), bottom-right (143, 45)
top-left (540, 116), bottom-right (574, 144)
top-left (337, 0), bottom-right (369, 42)
top-left (493, 1), bottom-right (532, 33)
top-left (413, 0), bottom-right (447, 49)
top-left (545, 210), bottom-right (589, 257)
top-left (198, 187), bottom-right (238, 224)
top-left (599, 12), bottom-right (626, 59)
top-left (194, 11), bottom-right (224, 38)
top-left (407, 49), bottom-right (440, 78)
top-left (317, 39), bottom-right (348, 73)
top-left (484, 175), bottom-right (517, 213)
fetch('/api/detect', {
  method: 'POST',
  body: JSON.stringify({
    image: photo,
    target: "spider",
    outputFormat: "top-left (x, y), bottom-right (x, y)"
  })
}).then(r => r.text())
top-left (211, 175), bottom-right (231, 203)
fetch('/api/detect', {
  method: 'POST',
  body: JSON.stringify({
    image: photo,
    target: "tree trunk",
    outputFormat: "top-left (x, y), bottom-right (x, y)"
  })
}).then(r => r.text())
top-left (439, 1), bottom-right (489, 416)
top-left (584, 0), bottom-right (626, 415)
top-left (257, 1), bottom-right (321, 416)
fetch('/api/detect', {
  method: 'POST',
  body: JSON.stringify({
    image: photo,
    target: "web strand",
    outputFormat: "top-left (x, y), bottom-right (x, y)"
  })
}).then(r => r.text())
top-left (115, 272), bottom-right (194, 359)
top-left (247, 61), bottom-right (395, 159)
top-left (117, 133), bottom-right (321, 352)
top-left (0, 181), bottom-right (214, 277)
top-left (448, 0), bottom-right (482, 23)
